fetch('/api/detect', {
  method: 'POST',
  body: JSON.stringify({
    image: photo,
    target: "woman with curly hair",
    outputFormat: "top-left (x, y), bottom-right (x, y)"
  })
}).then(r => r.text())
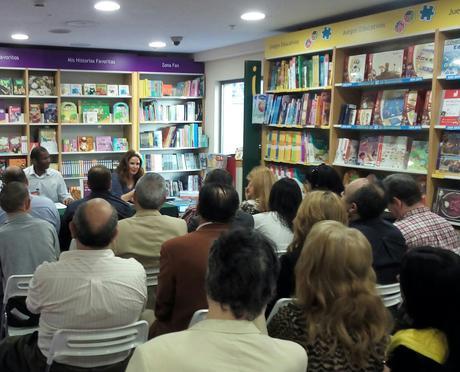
top-left (111, 150), bottom-right (144, 202)
top-left (240, 166), bottom-right (277, 215)
top-left (268, 221), bottom-right (392, 371)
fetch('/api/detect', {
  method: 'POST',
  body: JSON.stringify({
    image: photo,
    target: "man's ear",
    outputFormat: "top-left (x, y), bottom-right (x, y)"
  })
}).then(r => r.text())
top-left (349, 201), bottom-right (358, 214)
top-left (24, 196), bottom-right (31, 212)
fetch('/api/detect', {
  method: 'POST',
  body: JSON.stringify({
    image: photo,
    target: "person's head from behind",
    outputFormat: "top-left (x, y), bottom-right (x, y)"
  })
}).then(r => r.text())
top-left (197, 183), bottom-right (239, 223)
top-left (116, 150), bottom-right (144, 184)
top-left (383, 174), bottom-right (422, 220)
top-left (134, 173), bottom-right (167, 210)
top-left (87, 165), bottom-right (112, 193)
top-left (30, 146), bottom-right (51, 172)
top-left (204, 168), bottom-right (233, 186)
top-left (304, 164), bottom-right (344, 196)
top-left (0, 182), bottom-right (31, 214)
top-left (70, 198), bottom-right (118, 249)
top-left (245, 166), bottom-right (276, 212)
top-left (290, 190), bottom-right (348, 251)
top-left (342, 178), bottom-right (387, 221)
top-left (296, 220), bottom-right (391, 368)
top-left (2, 166), bottom-right (28, 186)
top-left (206, 228), bottom-right (279, 320)
top-left (268, 178), bottom-right (302, 230)
top-left (400, 246), bottom-right (460, 369)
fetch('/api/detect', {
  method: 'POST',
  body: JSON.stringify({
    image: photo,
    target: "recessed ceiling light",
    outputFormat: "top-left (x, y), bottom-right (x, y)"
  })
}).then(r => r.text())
top-left (149, 41), bottom-right (166, 48)
top-left (241, 11), bottom-right (266, 21)
top-left (11, 33), bottom-right (29, 40)
top-left (94, 1), bottom-right (120, 11)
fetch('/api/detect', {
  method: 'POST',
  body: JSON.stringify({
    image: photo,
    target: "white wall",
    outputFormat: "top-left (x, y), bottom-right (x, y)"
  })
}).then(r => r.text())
top-left (195, 39), bottom-right (264, 152)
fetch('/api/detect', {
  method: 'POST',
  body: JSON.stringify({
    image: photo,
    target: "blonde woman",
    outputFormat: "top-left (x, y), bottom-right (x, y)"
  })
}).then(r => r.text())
top-left (274, 191), bottom-right (348, 301)
top-left (240, 166), bottom-right (276, 215)
top-left (268, 221), bottom-right (392, 371)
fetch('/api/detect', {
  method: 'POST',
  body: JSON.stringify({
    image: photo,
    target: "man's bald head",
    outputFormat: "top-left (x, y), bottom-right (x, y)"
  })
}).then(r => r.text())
top-left (343, 178), bottom-right (387, 220)
top-left (71, 198), bottom-right (118, 248)
top-left (2, 166), bottom-right (28, 185)
top-left (343, 178), bottom-right (369, 201)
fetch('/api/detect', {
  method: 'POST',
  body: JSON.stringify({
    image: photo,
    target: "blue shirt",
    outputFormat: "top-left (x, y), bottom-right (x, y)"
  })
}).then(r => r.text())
top-left (111, 172), bottom-right (133, 198)
top-left (0, 194), bottom-right (60, 233)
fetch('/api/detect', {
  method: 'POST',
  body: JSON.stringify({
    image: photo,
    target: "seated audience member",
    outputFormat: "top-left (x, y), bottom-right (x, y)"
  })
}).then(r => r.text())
top-left (183, 168), bottom-right (254, 232)
top-left (0, 198), bottom-right (146, 372)
top-left (24, 146), bottom-right (73, 205)
top-left (304, 163), bottom-right (344, 195)
top-left (0, 182), bottom-right (59, 294)
top-left (110, 173), bottom-right (187, 267)
top-left (343, 178), bottom-right (407, 284)
top-left (254, 178), bottom-right (302, 254)
top-left (150, 183), bottom-right (239, 338)
top-left (268, 221), bottom-right (392, 371)
top-left (111, 150), bottom-right (144, 202)
top-left (127, 229), bottom-right (308, 372)
top-left (0, 166), bottom-right (60, 232)
top-left (383, 174), bottom-right (459, 252)
top-left (59, 165), bottom-right (134, 251)
top-left (240, 165), bottom-right (276, 215)
top-left (275, 191), bottom-right (348, 302)
top-left (387, 247), bottom-right (460, 372)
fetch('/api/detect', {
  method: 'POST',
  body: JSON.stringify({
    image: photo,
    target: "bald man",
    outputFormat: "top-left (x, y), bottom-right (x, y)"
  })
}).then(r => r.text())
top-left (342, 178), bottom-right (407, 284)
top-left (0, 199), bottom-right (147, 371)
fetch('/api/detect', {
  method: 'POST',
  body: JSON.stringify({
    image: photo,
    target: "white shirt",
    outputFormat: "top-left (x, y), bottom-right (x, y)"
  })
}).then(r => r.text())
top-left (26, 249), bottom-right (147, 368)
top-left (24, 166), bottom-right (71, 203)
top-left (126, 319), bottom-right (308, 372)
top-left (253, 212), bottom-right (294, 254)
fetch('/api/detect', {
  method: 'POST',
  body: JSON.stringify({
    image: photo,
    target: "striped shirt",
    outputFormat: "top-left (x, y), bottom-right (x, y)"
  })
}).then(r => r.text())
top-left (26, 249), bottom-right (147, 368)
top-left (395, 207), bottom-right (459, 253)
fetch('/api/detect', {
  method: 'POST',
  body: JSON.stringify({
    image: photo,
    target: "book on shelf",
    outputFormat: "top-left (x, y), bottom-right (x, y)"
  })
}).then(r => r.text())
top-left (8, 136), bottom-right (27, 154)
top-left (421, 90), bottom-right (432, 126)
top-left (44, 103), bottom-right (58, 123)
top-left (8, 158), bottom-right (26, 168)
top-left (113, 102), bottom-right (130, 123)
top-left (334, 138), bottom-right (359, 165)
top-left (440, 89), bottom-right (460, 126)
top-left (107, 85), bottom-right (118, 96)
top-left (118, 85), bottom-right (130, 96)
top-left (433, 187), bottom-right (460, 224)
top-left (402, 90), bottom-right (424, 126)
top-left (83, 84), bottom-right (97, 95)
top-left (60, 84), bottom-right (71, 96)
top-left (13, 79), bottom-right (25, 95)
top-left (438, 132), bottom-right (460, 173)
top-left (8, 105), bottom-right (22, 123)
top-left (140, 100), bottom-right (202, 122)
top-left (38, 128), bottom-right (58, 153)
top-left (0, 108), bottom-right (6, 124)
top-left (356, 92), bottom-right (378, 125)
top-left (162, 84), bottom-right (173, 96)
top-left (62, 138), bottom-right (78, 152)
top-left (77, 136), bottom-right (94, 152)
top-left (376, 136), bottom-right (409, 169)
top-left (71, 84), bottom-right (83, 95)
top-left (0, 137), bottom-right (9, 152)
top-left (29, 75), bottom-right (55, 96)
top-left (357, 136), bottom-right (381, 166)
top-left (403, 43), bottom-right (434, 79)
top-left (367, 50), bottom-right (404, 80)
top-left (113, 137), bottom-right (129, 151)
top-left (339, 104), bottom-right (357, 125)
top-left (252, 94), bottom-right (267, 124)
top-left (29, 104), bottom-right (42, 123)
top-left (61, 159), bottom-right (119, 177)
top-left (441, 38), bottom-right (460, 77)
top-left (373, 89), bottom-right (406, 126)
top-left (61, 102), bottom-right (79, 123)
top-left (95, 136), bottom-right (113, 151)
top-left (0, 78), bottom-right (13, 95)
top-left (96, 84), bottom-right (107, 96)
top-left (407, 140), bottom-right (428, 171)
top-left (79, 100), bottom-right (111, 124)
top-left (344, 54), bottom-right (367, 83)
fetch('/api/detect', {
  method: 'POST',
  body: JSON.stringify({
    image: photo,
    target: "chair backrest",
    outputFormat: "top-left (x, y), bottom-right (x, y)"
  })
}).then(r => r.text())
top-left (46, 320), bottom-right (149, 368)
top-left (3, 275), bottom-right (34, 304)
top-left (188, 309), bottom-right (208, 328)
top-left (145, 267), bottom-right (160, 287)
top-left (376, 283), bottom-right (402, 308)
top-left (267, 298), bottom-right (294, 325)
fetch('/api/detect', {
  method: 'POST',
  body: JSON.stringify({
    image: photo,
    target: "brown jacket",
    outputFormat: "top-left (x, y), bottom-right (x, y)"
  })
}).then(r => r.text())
top-left (150, 223), bottom-right (230, 338)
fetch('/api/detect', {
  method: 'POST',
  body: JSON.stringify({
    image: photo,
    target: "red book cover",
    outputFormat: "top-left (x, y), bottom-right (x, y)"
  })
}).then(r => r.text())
top-left (440, 89), bottom-right (460, 126)
top-left (421, 90), bottom-right (432, 126)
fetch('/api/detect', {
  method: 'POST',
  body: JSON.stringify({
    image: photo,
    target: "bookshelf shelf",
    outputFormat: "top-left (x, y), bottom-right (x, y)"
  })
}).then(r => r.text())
top-left (140, 120), bottom-right (202, 125)
top-left (264, 158), bottom-right (323, 166)
top-left (431, 172), bottom-right (460, 180)
top-left (0, 95), bottom-right (26, 99)
top-left (61, 151), bottom-right (126, 155)
top-left (434, 126), bottom-right (460, 131)
top-left (61, 123), bottom-right (132, 126)
top-left (0, 123), bottom-right (26, 126)
top-left (28, 95), bottom-right (58, 99)
top-left (437, 75), bottom-right (460, 81)
top-left (146, 168), bottom-right (204, 174)
top-left (140, 96), bottom-right (204, 100)
top-left (61, 95), bottom-right (132, 99)
top-left (333, 163), bottom-right (427, 175)
top-left (265, 124), bottom-right (329, 130)
top-left (265, 86), bottom-right (332, 94)
top-left (0, 153), bottom-right (27, 157)
top-left (139, 147), bottom-right (206, 151)
top-left (335, 77), bottom-right (431, 88)
top-left (30, 123), bottom-right (58, 126)
top-left (333, 124), bottom-right (429, 131)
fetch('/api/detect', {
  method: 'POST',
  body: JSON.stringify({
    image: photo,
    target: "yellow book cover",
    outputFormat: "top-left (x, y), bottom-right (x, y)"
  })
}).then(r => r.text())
top-left (285, 132), bottom-right (292, 161)
top-left (271, 131), bottom-right (279, 161)
top-left (265, 131), bottom-right (272, 159)
top-left (312, 55), bottom-right (320, 87)
top-left (278, 132), bottom-right (286, 161)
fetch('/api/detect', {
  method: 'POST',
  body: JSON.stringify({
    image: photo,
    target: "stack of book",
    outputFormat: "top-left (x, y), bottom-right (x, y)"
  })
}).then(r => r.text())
top-left (139, 100), bottom-right (202, 122)
top-left (62, 136), bottom-right (129, 152)
top-left (139, 76), bottom-right (204, 98)
top-left (143, 152), bottom-right (206, 172)
top-left (61, 159), bottom-right (119, 178)
top-left (140, 124), bottom-right (207, 149)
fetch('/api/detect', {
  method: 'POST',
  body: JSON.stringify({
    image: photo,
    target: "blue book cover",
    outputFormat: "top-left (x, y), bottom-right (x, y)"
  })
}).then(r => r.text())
top-left (442, 38), bottom-right (460, 77)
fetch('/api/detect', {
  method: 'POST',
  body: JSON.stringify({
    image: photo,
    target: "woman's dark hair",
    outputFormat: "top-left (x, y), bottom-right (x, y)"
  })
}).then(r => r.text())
top-left (197, 183), bottom-right (239, 223)
top-left (400, 246), bottom-right (460, 371)
top-left (304, 164), bottom-right (344, 196)
top-left (206, 228), bottom-right (279, 320)
top-left (115, 150), bottom-right (144, 186)
top-left (268, 178), bottom-right (302, 230)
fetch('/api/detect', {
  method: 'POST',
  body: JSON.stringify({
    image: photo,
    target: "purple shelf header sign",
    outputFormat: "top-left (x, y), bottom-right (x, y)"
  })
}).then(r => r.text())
top-left (0, 47), bottom-right (204, 74)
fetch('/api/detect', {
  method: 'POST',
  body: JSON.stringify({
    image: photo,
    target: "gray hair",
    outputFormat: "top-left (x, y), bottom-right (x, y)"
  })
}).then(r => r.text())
top-left (135, 173), bottom-right (167, 210)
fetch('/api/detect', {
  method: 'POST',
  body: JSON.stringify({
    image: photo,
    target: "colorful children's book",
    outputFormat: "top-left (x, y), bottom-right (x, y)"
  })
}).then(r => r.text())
top-left (29, 104), bottom-right (42, 123)
top-left (83, 84), bottom-right (96, 95)
top-left (0, 137), bottom-right (9, 152)
top-left (96, 84), bottom-right (107, 96)
top-left (113, 137), bottom-right (129, 151)
top-left (407, 140), bottom-right (428, 171)
top-left (119, 85), bottom-right (130, 96)
top-left (107, 85), bottom-right (118, 96)
top-left (404, 43), bottom-right (434, 78)
top-left (373, 89), bottom-right (406, 126)
top-left (61, 102), bottom-right (79, 123)
top-left (367, 50), bottom-right (404, 80)
top-left (441, 38), bottom-right (460, 77)
top-left (95, 136), bottom-right (113, 152)
top-left (79, 100), bottom-right (110, 123)
top-left (252, 94), bottom-right (267, 124)
top-left (421, 90), bottom-right (432, 126)
top-left (113, 102), bottom-right (129, 123)
top-left (78, 136), bottom-right (94, 152)
top-left (8, 105), bottom-right (22, 123)
top-left (38, 128), bottom-right (58, 153)
top-left (0, 78), bottom-right (13, 95)
top-left (377, 136), bottom-right (409, 169)
top-left (402, 90), bottom-right (423, 126)
top-left (440, 89), bottom-right (460, 126)
top-left (13, 79), bottom-right (25, 95)
top-left (29, 75), bottom-right (54, 96)
top-left (356, 91), bottom-right (378, 125)
top-left (60, 83), bottom-right (71, 95)
top-left (70, 84), bottom-right (83, 95)
top-left (433, 187), bottom-right (460, 223)
top-left (9, 136), bottom-right (22, 153)
top-left (344, 54), bottom-right (367, 83)
top-left (8, 158), bottom-right (26, 168)
top-left (357, 136), bottom-right (381, 166)
top-left (44, 103), bottom-right (58, 123)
